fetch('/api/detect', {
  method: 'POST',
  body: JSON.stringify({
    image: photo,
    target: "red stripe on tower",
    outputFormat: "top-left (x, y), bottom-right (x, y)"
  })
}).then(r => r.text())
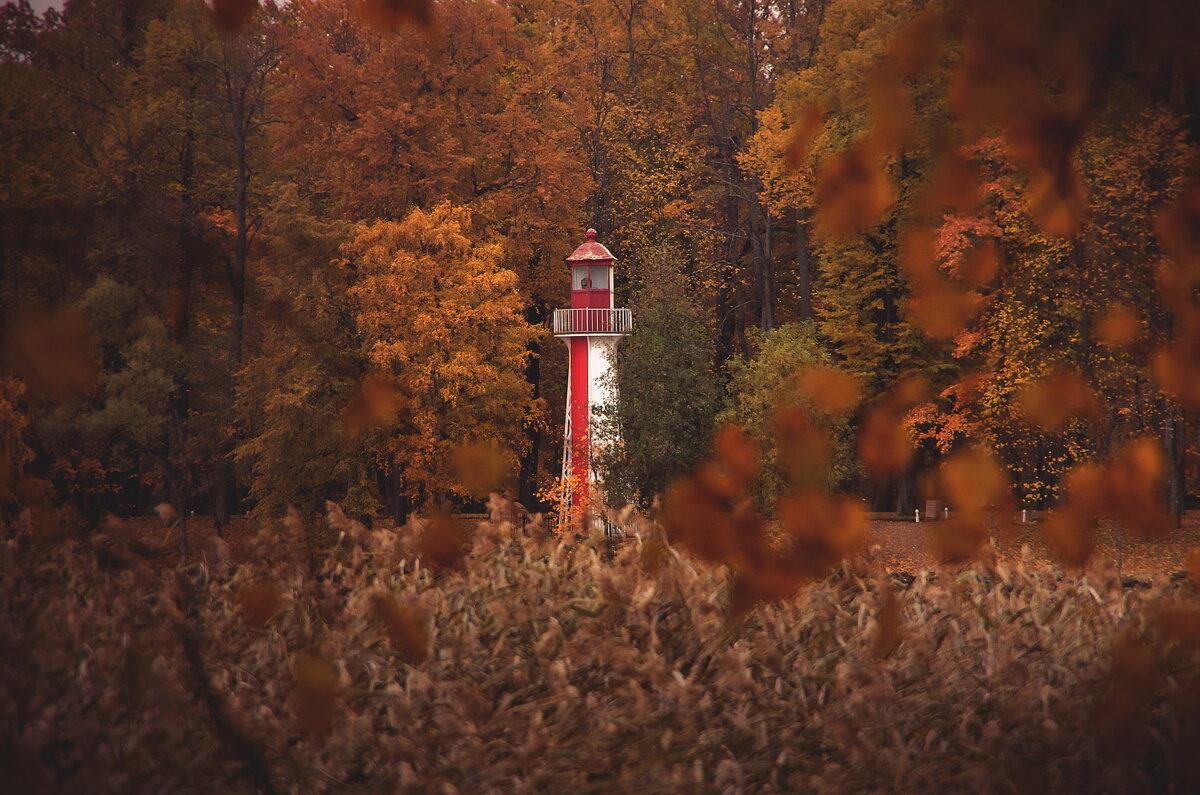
top-left (568, 335), bottom-right (590, 499)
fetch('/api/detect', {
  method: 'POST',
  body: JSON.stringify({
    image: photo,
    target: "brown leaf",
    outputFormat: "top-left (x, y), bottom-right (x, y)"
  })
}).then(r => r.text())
top-left (370, 592), bottom-right (430, 664)
top-left (452, 441), bottom-right (507, 498)
top-left (1094, 304), bottom-right (1140, 349)
top-left (887, 8), bottom-right (947, 76)
top-left (711, 423), bottom-right (759, 496)
top-left (293, 653), bottom-right (339, 738)
top-left (1186, 547), bottom-right (1200, 586)
top-left (238, 581), bottom-right (279, 629)
top-left (340, 374), bottom-right (406, 437)
top-left (858, 377), bottom-right (926, 478)
top-left (660, 474), bottom-right (743, 562)
top-left (772, 405), bottom-right (832, 492)
top-left (939, 447), bottom-right (1009, 514)
top-left (784, 104), bottom-right (825, 168)
top-left (1016, 369), bottom-right (1098, 431)
top-left (799, 365), bottom-right (862, 414)
top-left (927, 517), bottom-right (989, 564)
top-left (208, 0), bottom-right (259, 33)
top-left (354, 0), bottom-right (434, 32)
top-left (2, 310), bottom-right (98, 401)
top-left (872, 586), bottom-right (904, 658)
top-left (814, 141), bottom-right (896, 238)
top-left (1042, 508), bottom-right (1095, 568)
top-left (414, 509), bottom-right (468, 570)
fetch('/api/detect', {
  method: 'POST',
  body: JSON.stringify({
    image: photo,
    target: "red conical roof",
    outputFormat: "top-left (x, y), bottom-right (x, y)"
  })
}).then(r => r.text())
top-left (566, 229), bottom-right (614, 263)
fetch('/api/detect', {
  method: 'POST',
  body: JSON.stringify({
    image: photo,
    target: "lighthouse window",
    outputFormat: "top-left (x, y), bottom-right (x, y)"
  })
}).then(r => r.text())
top-left (571, 266), bottom-right (589, 290)
top-left (588, 265), bottom-right (610, 289)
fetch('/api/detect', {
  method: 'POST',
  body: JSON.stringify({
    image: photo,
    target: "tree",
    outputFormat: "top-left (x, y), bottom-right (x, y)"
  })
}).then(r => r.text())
top-left (233, 183), bottom-right (370, 519)
top-left (343, 203), bottom-right (537, 515)
top-left (720, 321), bottom-right (858, 506)
top-left (595, 250), bottom-right (720, 507)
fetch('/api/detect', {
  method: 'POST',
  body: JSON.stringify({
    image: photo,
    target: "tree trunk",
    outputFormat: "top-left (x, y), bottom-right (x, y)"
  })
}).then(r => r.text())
top-left (795, 206), bottom-right (814, 321)
top-left (1164, 410), bottom-right (1184, 528)
top-left (518, 305), bottom-right (544, 510)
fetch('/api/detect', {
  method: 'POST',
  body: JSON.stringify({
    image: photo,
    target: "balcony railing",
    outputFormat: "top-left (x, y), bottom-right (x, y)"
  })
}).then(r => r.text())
top-left (552, 308), bottom-right (633, 336)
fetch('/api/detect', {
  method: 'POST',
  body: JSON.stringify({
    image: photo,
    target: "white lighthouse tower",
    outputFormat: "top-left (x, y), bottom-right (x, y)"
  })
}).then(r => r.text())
top-left (552, 229), bottom-right (632, 528)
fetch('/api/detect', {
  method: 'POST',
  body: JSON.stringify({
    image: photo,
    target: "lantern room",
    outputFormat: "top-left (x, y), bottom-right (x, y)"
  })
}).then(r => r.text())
top-left (567, 229), bottom-right (614, 310)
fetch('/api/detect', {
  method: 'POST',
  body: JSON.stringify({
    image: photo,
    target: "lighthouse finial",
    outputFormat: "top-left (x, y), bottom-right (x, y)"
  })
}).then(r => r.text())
top-left (585, 228), bottom-right (598, 241)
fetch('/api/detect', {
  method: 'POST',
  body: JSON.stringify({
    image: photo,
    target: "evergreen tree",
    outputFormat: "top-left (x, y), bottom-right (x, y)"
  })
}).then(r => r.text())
top-left (596, 251), bottom-right (719, 508)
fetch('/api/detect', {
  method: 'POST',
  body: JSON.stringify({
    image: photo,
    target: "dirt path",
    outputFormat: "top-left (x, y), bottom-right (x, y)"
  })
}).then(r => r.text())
top-left (869, 516), bottom-right (1200, 576)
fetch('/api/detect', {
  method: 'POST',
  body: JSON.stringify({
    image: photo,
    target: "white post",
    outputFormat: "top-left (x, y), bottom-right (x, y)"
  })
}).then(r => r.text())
top-left (915, 508), bottom-right (921, 523)
top-left (943, 505), bottom-right (949, 520)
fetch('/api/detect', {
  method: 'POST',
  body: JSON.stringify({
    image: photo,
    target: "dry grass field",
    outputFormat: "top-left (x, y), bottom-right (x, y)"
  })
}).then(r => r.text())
top-left (4, 507), bottom-right (1200, 792)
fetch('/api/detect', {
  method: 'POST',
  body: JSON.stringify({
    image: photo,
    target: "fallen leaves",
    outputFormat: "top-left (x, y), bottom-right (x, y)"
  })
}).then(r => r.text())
top-left (1042, 438), bottom-right (1171, 568)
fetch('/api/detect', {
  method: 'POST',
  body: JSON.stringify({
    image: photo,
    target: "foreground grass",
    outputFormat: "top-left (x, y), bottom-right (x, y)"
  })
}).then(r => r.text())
top-left (2, 509), bottom-right (1199, 793)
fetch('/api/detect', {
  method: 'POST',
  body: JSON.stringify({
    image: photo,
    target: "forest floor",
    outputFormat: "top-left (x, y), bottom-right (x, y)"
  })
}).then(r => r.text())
top-left (126, 511), bottom-right (1200, 579)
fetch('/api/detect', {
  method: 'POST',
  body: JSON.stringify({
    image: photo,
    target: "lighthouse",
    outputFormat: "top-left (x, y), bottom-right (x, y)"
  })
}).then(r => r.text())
top-left (552, 229), bottom-right (632, 528)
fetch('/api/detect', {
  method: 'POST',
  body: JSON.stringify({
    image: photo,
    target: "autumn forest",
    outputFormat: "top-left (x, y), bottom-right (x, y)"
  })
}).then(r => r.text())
top-left (6, 0), bottom-right (1200, 791)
